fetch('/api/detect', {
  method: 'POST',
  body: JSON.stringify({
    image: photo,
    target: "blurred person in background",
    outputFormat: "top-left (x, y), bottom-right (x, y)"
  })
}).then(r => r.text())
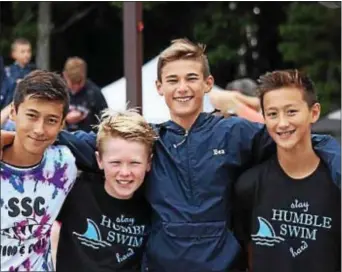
top-left (5, 38), bottom-right (36, 97)
top-left (63, 57), bottom-right (107, 132)
top-left (1, 38), bottom-right (36, 131)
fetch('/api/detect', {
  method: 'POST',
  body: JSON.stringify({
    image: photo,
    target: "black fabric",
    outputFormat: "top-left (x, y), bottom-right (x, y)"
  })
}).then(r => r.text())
top-left (56, 172), bottom-right (151, 272)
top-left (234, 156), bottom-right (341, 272)
top-left (67, 79), bottom-right (107, 132)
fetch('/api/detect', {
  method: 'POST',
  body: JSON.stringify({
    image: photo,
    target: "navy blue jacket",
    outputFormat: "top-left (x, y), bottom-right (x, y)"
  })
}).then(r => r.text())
top-left (57, 113), bottom-right (341, 272)
top-left (6, 62), bottom-right (35, 83)
top-left (2, 62), bottom-right (35, 108)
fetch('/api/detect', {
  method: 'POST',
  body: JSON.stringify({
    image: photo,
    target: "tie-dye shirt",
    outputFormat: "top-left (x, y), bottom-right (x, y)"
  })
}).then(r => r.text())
top-left (0, 145), bottom-right (77, 272)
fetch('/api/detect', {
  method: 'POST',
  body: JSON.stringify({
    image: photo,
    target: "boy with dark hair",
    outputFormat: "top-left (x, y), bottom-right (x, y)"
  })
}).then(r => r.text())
top-left (234, 69), bottom-right (340, 272)
top-left (6, 39), bottom-right (340, 272)
top-left (55, 109), bottom-right (155, 271)
top-left (0, 70), bottom-right (77, 271)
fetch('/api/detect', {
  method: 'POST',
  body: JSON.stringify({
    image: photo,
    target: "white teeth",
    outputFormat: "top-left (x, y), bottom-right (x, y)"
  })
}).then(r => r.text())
top-left (117, 180), bottom-right (132, 185)
top-left (278, 130), bottom-right (295, 136)
top-left (175, 97), bottom-right (192, 102)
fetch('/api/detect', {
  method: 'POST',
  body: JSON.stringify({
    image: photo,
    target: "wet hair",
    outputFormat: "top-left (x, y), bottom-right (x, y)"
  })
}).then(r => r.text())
top-left (63, 57), bottom-right (87, 84)
top-left (11, 38), bottom-right (31, 51)
top-left (95, 108), bottom-right (156, 157)
top-left (13, 70), bottom-right (70, 118)
top-left (257, 69), bottom-right (318, 114)
top-left (157, 38), bottom-right (210, 81)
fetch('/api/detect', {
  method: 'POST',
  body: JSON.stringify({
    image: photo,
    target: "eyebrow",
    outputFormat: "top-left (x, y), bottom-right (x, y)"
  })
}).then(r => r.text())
top-left (165, 75), bottom-right (178, 79)
top-left (265, 104), bottom-right (299, 110)
top-left (26, 109), bottom-right (61, 119)
top-left (165, 72), bottom-right (200, 79)
top-left (187, 73), bottom-right (200, 77)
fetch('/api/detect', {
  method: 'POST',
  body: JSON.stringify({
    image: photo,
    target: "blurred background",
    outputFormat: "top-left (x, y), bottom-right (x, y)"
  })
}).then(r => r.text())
top-left (0, 1), bottom-right (340, 139)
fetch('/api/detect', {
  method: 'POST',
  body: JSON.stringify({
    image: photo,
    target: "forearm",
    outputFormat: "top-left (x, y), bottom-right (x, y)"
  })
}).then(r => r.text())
top-left (235, 103), bottom-right (264, 124)
top-left (235, 92), bottom-right (261, 112)
top-left (56, 130), bottom-right (99, 172)
top-left (0, 104), bottom-right (11, 126)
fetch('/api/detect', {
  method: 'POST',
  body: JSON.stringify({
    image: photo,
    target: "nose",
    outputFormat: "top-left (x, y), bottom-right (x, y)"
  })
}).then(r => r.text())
top-left (177, 80), bottom-right (189, 92)
top-left (278, 114), bottom-right (289, 128)
top-left (118, 164), bottom-right (131, 177)
top-left (33, 119), bottom-right (45, 136)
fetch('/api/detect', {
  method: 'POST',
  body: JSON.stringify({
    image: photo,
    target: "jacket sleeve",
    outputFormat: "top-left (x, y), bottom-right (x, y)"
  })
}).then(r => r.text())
top-left (56, 130), bottom-right (99, 172)
top-left (311, 134), bottom-right (341, 188)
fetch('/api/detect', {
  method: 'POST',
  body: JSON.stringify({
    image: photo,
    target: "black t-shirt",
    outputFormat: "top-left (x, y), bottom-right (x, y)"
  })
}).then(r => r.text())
top-left (67, 79), bottom-right (108, 132)
top-left (56, 172), bottom-right (151, 272)
top-left (234, 156), bottom-right (341, 272)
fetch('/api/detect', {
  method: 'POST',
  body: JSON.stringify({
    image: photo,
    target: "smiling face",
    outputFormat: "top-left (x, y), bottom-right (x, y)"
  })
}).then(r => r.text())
top-left (263, 87), bottom-right (320, 152)
top-left (10, 96), bottom-right (65, 160)
top-left (96, 137), bottom-right (151, 200)
top-left (156, 59), bottom-right (213, 129)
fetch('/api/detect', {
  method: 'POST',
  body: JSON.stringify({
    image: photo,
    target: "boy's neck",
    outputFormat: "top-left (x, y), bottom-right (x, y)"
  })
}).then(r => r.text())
top-left (170, 110), bottom-right (202, 131)
top-left (2, 137), bottom-right (44, 167)
top-left (277, 139), bottom-right (320, 180)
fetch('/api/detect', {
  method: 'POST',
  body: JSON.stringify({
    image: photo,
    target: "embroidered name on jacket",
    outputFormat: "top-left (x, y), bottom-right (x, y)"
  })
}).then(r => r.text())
top-left (213, 149), bottom-right (225, 155)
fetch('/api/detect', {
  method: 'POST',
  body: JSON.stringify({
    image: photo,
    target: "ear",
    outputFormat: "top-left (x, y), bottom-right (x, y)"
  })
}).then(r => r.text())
top-left (60, 119), bottom-right (66, 131)
top-left (146, 154), bottom-right (153, 172)
top-left (155, 80), bottom-right (164, 96)
top-left (310, 103), bottom-right (321, 124)
top-left (9, 103), bottom-right (17, 121)
top-left (95, 151), bottom-right (104, 170)
top-left (204, 75), bottom-right (214, 93)
top-left (62, 71), bottom-right (67, 80)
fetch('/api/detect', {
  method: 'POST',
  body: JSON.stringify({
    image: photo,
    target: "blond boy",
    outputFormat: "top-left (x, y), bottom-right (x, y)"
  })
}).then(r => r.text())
top-left (55, 109), bottom-right (155, 272)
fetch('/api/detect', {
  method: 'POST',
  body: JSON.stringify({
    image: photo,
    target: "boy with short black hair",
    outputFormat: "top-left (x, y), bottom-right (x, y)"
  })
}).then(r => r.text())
top-left (234, 69), bottom-right (341, 272)
top-left (56, 109), bottom-right (154, 272)
top-left (0, 70), bottom-right (77, 271)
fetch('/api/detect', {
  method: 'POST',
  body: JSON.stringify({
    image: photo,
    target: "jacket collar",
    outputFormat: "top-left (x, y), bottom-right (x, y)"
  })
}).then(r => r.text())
top-left (162, 112), bottom-right (216, 134)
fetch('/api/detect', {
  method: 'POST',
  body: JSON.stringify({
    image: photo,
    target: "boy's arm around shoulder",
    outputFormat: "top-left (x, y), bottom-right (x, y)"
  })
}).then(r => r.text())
top-left (312, 134), bottom-right (341, 188)
top-left (56, 130), bottom-right (100, 173)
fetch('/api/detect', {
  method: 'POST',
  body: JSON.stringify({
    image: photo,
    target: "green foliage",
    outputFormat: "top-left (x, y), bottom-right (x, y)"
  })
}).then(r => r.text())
top-left (110, 2), bottom-right (164, 11)
top-left (0, 2), bottom-right (37, 59)
top-left (278, 2), bottom-right (341, 114)
top-left (193, 2), bottom-right (255, 65)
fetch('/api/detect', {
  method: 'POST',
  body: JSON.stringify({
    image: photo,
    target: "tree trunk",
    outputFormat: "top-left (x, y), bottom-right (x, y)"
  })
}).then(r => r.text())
top-left (36, 2), bottom-right (51, 70)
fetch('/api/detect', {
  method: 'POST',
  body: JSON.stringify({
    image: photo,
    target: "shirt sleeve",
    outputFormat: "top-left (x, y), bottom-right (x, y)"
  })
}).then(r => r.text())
top-left (233, 166), bottom-right (259, 248)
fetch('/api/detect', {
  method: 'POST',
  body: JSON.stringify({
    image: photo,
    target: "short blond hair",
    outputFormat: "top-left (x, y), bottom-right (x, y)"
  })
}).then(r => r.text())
top-left (63, 57), bottom-right (87, 84)
top-left (95, 109), bottom-right (156, 156)
top-left (157, 38), bottom-right (210, 81)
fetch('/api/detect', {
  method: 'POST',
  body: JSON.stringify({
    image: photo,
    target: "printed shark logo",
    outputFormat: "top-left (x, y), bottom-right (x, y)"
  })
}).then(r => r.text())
top-left (251, 217), bottom-right (285, 247)
top-left (1, 218), bottom-right (51, 241)
top-left (73, 218), bottom-right (111, 249)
